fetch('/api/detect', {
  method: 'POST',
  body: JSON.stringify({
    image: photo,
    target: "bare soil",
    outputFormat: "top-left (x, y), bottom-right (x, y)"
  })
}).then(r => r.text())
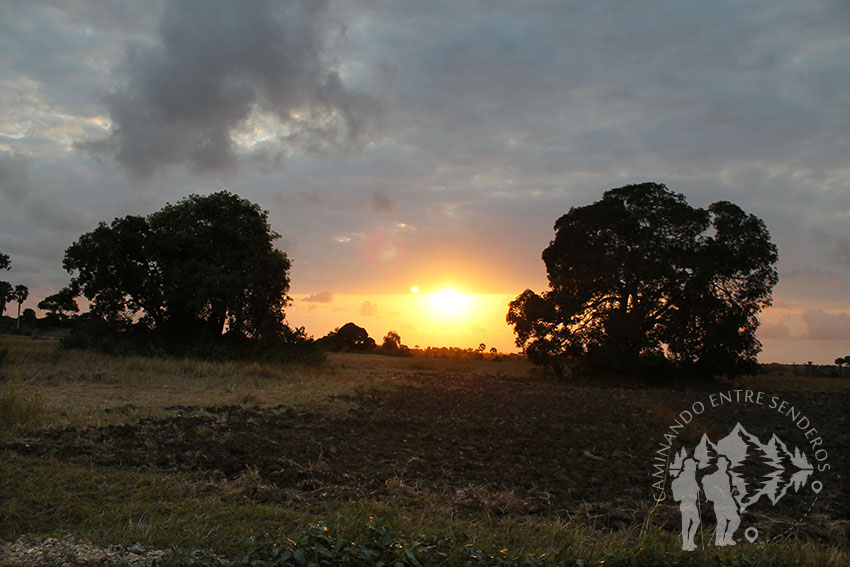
top-left (5, 372), bottom-right (848, 544)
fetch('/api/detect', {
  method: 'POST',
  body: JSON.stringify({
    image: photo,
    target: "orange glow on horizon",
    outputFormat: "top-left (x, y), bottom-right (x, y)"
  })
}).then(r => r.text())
top-left (288, 290), bottom-right (519, 352)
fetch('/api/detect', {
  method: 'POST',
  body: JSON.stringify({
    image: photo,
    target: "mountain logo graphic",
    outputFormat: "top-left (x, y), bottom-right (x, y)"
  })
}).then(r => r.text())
top-left (668, 423), bottom-right (815, 550)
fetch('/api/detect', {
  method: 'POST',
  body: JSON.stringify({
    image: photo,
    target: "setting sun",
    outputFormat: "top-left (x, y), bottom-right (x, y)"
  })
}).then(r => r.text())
top-left (427, 288), bottom-right (471, 321)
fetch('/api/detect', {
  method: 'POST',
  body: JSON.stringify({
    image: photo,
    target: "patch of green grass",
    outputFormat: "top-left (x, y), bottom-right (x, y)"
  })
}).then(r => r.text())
top-left (1, 453), bottom-right (846, 566)
top-left (0, 451), bottom-right (308, 554)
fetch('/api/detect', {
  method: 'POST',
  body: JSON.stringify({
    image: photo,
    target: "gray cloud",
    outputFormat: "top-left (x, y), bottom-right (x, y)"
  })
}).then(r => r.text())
top-left (802, 309), bottom-right (850, 340)
top-left (78, 0), bottom-right (383, 176)
top-left (303, 291), bottom-right (334, 303)
top-left (0, 151), bottom-right (92, 235)
top-left (0, 152), bottom-right (28, 201)
top-left (2, 0), bottom-right (850, 363)
top-left (370, 191), bottom-right (396, 213)
top-left (758, 320), bottom-right (791, 340)
top-left (811, 228), bottom-right (850, 268)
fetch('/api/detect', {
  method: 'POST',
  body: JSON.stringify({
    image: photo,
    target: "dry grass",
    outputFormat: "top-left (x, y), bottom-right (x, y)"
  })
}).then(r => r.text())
top-left (1, 335), bottom-right (847, 565)
top-left (0, 335), bottom-right (533, 433)
top-left (741, 372), bottom-right (850, 393)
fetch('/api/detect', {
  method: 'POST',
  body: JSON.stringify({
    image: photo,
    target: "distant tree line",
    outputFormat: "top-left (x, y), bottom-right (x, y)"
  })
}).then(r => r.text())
top-left (313, 322), bottom-right (510, 360)
top-left (316, 323), bottom-right (412, 357)
top-left (2, 183), bottom-right (846, 377)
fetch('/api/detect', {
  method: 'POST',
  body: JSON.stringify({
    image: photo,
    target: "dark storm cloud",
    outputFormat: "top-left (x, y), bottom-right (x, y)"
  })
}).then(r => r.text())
top-left (78, 0), bottom-right (383, 176)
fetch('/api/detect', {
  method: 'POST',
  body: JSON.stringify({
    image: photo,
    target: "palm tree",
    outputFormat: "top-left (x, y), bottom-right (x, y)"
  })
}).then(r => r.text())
top-left (13, 284), bottom-right (28, 328)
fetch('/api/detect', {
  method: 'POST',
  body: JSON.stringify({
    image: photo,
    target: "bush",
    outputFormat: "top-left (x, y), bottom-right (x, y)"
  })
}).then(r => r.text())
top-left (62, 314), bottom-right (325, 365)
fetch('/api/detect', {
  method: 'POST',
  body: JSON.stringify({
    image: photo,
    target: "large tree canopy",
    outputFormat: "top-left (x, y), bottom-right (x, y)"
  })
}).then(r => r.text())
top-left (507, 183), bottom-right (778, 378)
top-left (63, 191), bottom-right (292, 345)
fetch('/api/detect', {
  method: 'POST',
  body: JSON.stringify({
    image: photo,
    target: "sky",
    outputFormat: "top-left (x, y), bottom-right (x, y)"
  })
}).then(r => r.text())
top-left (1, 0), bottom-right (849, 363)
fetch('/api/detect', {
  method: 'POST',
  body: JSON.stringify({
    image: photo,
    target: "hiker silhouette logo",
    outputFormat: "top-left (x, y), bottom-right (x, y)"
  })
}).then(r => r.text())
top-left (651, 391), bottom-right (831, 551)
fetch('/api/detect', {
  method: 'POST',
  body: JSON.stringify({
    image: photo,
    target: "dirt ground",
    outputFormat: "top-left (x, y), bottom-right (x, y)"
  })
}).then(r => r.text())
top-left (6, 371), bottom-right (848, 544)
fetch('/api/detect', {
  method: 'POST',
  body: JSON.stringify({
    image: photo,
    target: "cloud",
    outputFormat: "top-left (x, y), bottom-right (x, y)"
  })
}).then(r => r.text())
top-left (371, 191), bottom-right (396, 213)
top-left (0, 151), bottom-right (91, 233)
top-left (758, 320), bottom-right (791, 340)
top-left (303, 291), bottom-right (334, 303)
top-left (0, 151), bottom-right (28, 200)
top-left (360, 300), bottom-right (378, 317)
top-left (78, 0), bottom-right (384, 176)
top-left (811, 228), bottom-right (850, 268)
top-left (801, 309), bottom-right (850, 340)
top-left (2, 0), bottom-right (850, 363)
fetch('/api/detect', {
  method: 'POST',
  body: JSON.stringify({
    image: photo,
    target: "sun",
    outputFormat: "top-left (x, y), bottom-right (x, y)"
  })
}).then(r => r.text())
top-left (427, 288), bottom-right (471, 320)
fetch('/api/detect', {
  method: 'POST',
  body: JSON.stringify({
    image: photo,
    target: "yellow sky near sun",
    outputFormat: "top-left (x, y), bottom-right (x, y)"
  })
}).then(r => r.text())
top-left (285, 286), bottom-right (848, 363)
top-left (286, 288), bottom-right (519, 352)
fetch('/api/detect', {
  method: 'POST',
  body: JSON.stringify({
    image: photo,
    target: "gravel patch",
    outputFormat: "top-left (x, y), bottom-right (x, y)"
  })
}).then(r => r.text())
top-left (0, 538), bottom-right (230, 567)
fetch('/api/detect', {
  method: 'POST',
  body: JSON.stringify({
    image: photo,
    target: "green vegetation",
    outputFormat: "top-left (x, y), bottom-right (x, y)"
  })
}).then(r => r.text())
top-left (2, 453), bottom-right (844, 566)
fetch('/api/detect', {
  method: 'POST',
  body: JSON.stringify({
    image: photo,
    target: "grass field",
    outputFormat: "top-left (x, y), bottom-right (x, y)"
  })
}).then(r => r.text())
top-left (1, 335), bottom-right (847, 566)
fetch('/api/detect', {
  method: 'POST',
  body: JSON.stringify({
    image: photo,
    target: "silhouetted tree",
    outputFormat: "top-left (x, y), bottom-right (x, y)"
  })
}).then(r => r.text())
top-left (490, 347), bottom-right (498, 356)
top-left (0, 251), bottom-right (11, 318)
top-left (20, 308), bottom-right (37, 327)
top-left (318, 322), bottom-right (377, 352)
top-left (38, 287), bottom-right (80, 322)
top-left (12, 284), bottom-right (28, 328)
top-left (382, 330), bottom-right (402, 351)
top-left (477, 343), bottom-right (486, 353)
top-left (0, 281), bottom-right (11, 318)
top-left (836, 356), bottom-right (849, 378)
top-left (63, 191), bottom-right (292, 345)
top-left (508, 183), bottom-right (778, 379)
top-left (380, 330), bottom-right (411, 356)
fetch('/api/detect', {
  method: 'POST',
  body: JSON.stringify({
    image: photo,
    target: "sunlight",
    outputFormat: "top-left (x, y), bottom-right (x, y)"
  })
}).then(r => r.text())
top-left (426, 288), bottom-right (471, 321)
top-left (287, 292), bottom-right (519, 351)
